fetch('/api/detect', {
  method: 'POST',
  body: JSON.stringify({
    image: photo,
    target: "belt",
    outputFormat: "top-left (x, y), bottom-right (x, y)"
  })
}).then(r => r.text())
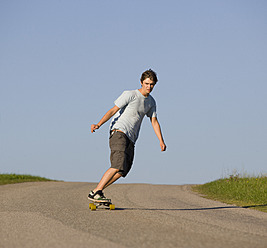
top-left (110, 129), bottom-right (124, 135)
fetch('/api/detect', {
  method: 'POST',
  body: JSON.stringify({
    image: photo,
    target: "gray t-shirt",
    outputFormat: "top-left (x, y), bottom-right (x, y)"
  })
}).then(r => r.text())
top-left (110, 89), bottom-right (157, 143)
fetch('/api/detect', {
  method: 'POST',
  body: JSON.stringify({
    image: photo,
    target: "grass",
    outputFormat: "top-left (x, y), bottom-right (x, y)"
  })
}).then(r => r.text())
top-left (193, 173), bottom-right (267, 213)
top-left (0, 174), bottom-right (54, 185)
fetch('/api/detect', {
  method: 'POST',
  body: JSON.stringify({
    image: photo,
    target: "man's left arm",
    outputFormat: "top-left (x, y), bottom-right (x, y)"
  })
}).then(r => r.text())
top-left (150, 117), bottom-right (167, 152)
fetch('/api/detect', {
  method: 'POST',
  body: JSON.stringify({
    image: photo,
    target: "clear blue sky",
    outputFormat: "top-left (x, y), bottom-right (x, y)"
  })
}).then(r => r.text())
top-left (1, 0), bottom-right (266, 185)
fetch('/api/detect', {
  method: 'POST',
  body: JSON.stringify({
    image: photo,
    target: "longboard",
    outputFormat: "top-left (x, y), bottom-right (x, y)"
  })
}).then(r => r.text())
top-left (89, 199), bottom-right (115, 211)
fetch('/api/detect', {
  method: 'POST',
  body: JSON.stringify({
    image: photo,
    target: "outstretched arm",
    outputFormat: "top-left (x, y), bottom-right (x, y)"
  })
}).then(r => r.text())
top-left (150, 117), bottom-right (167, 151)
top-left (91, 105), bottom-right (120, 133)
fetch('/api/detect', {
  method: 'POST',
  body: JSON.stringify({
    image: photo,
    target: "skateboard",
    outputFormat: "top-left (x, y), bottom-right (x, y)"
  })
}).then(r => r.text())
top-left (89, 199), bottom-right (115, 211)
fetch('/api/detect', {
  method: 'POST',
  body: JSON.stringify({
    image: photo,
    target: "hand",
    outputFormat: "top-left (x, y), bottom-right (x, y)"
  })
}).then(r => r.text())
top-left (160, 142), bottom-right (166, 152)
top-left (91, 124), bottom-right (100, 133)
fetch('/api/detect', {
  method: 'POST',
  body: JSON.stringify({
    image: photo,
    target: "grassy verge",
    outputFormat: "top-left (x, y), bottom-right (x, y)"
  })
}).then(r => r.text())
top-left (0, 174), bottom-right (54, 185)
top-left (193, 174), bottom-right (267, 213)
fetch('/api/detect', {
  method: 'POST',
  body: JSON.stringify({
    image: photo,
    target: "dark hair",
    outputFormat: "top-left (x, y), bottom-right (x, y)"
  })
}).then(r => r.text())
top-left (140, 69), bottom-right (158, 83)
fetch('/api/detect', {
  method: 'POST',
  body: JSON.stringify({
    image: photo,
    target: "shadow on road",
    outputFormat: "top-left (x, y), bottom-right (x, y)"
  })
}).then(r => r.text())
top-left (114, 206), bottom-right (242, 211)
top-left (114, 204), bottom-right (267, 211)
top-left (110, 204), bottom-right (267, 212)
top-left (242, 204), bottom-right (267, 209)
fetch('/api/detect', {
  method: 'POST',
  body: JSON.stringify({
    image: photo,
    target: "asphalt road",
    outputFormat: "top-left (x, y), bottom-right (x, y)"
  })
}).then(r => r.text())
top-left (1, 182), bottom-right (267, 248)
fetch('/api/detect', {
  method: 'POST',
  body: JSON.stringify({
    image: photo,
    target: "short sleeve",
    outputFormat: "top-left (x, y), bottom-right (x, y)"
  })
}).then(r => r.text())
top-left (146, 104), bottom-right (157, 118)
top-left (114, 91), bottom-right (133, 109)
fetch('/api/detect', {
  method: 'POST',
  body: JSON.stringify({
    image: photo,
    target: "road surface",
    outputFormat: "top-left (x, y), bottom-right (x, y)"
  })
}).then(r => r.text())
top-left (1, 182), bottom-right (267, 248)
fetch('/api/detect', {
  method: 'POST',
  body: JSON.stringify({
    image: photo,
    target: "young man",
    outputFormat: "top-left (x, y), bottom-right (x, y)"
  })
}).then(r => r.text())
top-left (89, 69), bottom-right (166, 201)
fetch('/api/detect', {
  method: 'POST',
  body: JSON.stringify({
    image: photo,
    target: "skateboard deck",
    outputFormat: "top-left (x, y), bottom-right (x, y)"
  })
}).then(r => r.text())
top-left (89, 199), bottom-right (115, 211)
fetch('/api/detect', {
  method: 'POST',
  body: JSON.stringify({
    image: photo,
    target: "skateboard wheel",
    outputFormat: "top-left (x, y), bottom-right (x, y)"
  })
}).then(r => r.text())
top-left (109, 204), bottom-right (115, 210)
top-left (89, 203), bottom-right (94, 209)
top-left (90, 204), bottom-right (96, 211)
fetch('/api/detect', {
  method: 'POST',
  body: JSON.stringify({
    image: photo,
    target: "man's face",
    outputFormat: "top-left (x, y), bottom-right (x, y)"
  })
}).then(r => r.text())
top-left (141, 78), bottom-right (156, 95)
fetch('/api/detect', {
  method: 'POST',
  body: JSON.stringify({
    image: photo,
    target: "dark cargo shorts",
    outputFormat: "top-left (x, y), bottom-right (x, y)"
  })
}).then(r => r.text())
top-left (109, 130), bottom-right (135, 177)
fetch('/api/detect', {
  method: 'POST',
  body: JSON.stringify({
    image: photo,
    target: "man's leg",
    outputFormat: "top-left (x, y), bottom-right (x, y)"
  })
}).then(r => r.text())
top-left (93, 168), bottom-right (121, 192)
top-left (103, 172), bottom-right (122, 190)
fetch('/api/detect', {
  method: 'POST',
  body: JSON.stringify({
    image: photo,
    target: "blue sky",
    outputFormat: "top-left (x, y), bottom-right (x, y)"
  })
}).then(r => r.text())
top-left (1, 0), bottom-right (266, 185)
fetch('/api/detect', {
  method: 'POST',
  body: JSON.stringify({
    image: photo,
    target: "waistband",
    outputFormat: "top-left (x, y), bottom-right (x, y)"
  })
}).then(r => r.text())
top-left (110, 129), bottom-right (125, 136)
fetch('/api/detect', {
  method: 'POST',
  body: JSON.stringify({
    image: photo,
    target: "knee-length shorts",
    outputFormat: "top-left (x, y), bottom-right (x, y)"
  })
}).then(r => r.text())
top-left (109, 130), bottom-right (135, 177)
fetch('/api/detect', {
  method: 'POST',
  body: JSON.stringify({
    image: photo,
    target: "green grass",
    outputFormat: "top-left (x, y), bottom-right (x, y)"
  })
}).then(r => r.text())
top-left (193, 174), bottom-right (267, 213)
top-left (0, 174), bottom-right (54, 185)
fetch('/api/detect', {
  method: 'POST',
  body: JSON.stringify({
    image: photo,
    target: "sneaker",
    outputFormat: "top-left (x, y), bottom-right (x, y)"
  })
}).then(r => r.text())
top-left (88, 190), bottom-right (110, 202)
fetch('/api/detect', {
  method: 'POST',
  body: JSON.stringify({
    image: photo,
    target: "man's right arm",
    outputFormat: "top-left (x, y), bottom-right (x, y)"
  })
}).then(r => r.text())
top-left (91, 105), bottom-right (120, 133)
